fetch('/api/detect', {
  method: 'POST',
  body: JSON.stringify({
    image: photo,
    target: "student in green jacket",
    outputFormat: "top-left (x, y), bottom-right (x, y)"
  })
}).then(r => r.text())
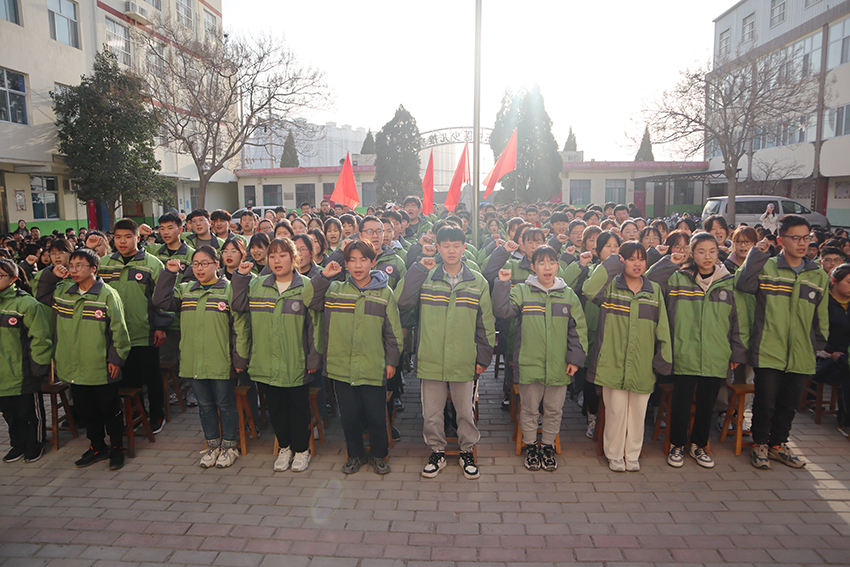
top-left (37, 249), bottom-right (132, 470)
top-left (493, 246), bottom-right (588, 472)
top-left (583, 242), bottom-right (673, 472)
top-left (309, 241), bottom-right (403, 476)
top-left (232, 238), bottom-right (321, 472)
top-left (397, 226), bottom-right (495, 480)
top-left (646, 233), bottom-right (747, 469)
top-left (736, 214), bottom-right (830, 470)
top-left (184, 209), bottom-right (225, 250)
top-left (0, 259), bottom-right (53, 464)
top-left (153, 246), bottom-right (250, 469)
top-left (403, 196), bottom-right (432, 241)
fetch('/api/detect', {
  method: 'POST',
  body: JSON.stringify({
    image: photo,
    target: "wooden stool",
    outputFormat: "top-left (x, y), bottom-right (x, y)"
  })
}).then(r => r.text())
top-left (721, 383), bottom-right (756, 455)
top-left (160, 363), bottom-right (185, 423)
top-left (652, 383), bottom-right (674, 442)
top-left (41, 382), bottom-right (79, 451)
top-left (513, 387), bottom-right (561, 456)
top-left (119, 388), bottom-right (155, 458)
top-left (594, 386), bottom-right (605, 456)
top-left (798, 376), bottom-right (838, 425)
top-left (509, 381), bottom-right (520, 424)
top-left (309, 387), bottom-right (326, 445)
top-left (235, 385), bottom-right (259, 456)
top-left (257, 386), bottom-right (268, 430)
top-left (493, 331), bottom-right (505, 381)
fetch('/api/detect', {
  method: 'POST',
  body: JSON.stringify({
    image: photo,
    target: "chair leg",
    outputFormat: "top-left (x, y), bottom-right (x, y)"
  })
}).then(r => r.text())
top-left (735, 391), bottom-right (747, 456)
top-left (58, 391), bottom-right (79, 438)
top-left (814, 381), bottom-right (825, 425)
top-left (237, 397), bottom-right (248, 456)
top-left (719, 393), bottom-right (735, 443)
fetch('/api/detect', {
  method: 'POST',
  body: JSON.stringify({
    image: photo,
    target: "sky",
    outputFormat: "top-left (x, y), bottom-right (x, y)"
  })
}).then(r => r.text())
top-left (220, 0), bottom-right (733, 163)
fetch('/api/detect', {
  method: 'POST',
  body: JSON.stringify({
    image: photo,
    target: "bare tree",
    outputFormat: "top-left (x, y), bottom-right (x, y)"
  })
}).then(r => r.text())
top-left (136, 17), bottom-right (329, 208)
top-left (645, 46), bottom-right (822, 223)
top-left (741, 156), bottom-right (805, 196)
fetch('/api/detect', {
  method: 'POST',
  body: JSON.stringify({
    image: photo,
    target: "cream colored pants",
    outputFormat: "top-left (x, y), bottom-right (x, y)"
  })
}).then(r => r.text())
top-left (602, 387), bottom-right (650, 462)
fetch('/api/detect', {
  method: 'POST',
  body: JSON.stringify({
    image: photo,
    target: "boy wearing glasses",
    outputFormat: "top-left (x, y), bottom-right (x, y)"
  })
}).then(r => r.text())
top-left (736, 214), bottom-right (829, 470)
top-left (36, 249), bottom-right (131, 470)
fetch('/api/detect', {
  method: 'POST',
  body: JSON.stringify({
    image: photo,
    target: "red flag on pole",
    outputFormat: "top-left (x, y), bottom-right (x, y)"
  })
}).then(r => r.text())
top-left (422, 150), bottom-right (434, 215)
top-left (330, 153), bottom-right (360, 210)
top-left (444, 143), bottom-right (469, 212)
top-left (483, 128), bottom-right (517, 199)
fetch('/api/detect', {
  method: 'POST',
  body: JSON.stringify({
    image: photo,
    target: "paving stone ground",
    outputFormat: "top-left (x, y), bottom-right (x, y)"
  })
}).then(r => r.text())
top-left (1, 367), bottom-right (849, 567)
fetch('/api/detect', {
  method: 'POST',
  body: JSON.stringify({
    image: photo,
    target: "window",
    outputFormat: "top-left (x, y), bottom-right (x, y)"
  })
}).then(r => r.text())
top-left (176, 0), bottom-right (193, 29)
top-left (805, 0), bottom-right (822, 6)
top-left (0, 68), bottom-right (27, 125)
top-left (243, 184), bottom-right (256, 207)
top-left (569, 179), bottom-right (590, 206)
top-left (672, 181), bottom-right (694, 205)
top-left (783, 200), bottom-right (812, 215)
top-left (263, 184), bottom-right (282, 206)
top-left (1, 0), bottom-right (20, 24)
top-left (189, 187), bottom-right (198, 210)
top-left (147, 42), bottom-right (166, 77)
top-left (770, 0), bottom-right (785, 27)
top-left (791, 31), bottom-right (822, 77)
top-left (105, 18), bottom-right (131, 66)
top-left (737, 200), bottom-right (779, 215)
top-left (825, 104), bottom-right (850, 138)
top-left (203, 9), bottom-right (216, 35)
top-left (48, 0), bottom-right (79, 48)
top-left (295, 183), bottom-right (315, 207)
top-left (718, 29), bottom-right (730, 58)
top-left (31, 176), bottom-right (60, 220)
top-left (605, 179), bottom-right (626, 204)
top-left (742, 13), bottom-right (755, 42)
top-left (146, 0), bottom-right (161, 10)
top-left (322, 182), bottom-right (335, 198)
top-left (827, 17), bottom-right (850, 69)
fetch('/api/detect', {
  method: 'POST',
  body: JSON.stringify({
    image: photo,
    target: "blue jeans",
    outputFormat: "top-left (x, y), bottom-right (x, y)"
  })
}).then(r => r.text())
top-left (190, 378), bottom-right (238, 447)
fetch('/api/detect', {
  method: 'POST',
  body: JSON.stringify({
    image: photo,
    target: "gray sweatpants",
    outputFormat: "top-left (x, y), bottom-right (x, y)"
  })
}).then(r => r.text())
top-left (420, 379), bottom-right (479, 452)
top-left (519, 383), bottom-right (567, 446)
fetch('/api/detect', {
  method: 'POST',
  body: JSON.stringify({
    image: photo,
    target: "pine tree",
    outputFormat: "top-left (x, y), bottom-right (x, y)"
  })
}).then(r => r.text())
top-left (280, 131), bottom-right (299, 167)
top-left (563, 127), bottom-right (577, 151)
top-left (634, 125), bottom-right (655, 161)
top-left (374, 105), bottom-right (422, 203)
top-left (360, 130), bottom-right (376, 154)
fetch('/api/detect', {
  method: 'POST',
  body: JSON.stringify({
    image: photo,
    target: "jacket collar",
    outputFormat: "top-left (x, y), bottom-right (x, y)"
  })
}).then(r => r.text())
top-left (189, 275), bottom-right (228, 292)
top-left (157, 242), bottom-right (189, 256)
top-left (261, 270), bottom-right (304, 290)
top-left (431, 262), bottom-right (476, 284)
top-left (615, 273), bottom-right (654, 295)
top-left (110, 248), bottom-right (146, 262)
top-left (67, 277), bottom-right (105, 296)
top-left (518, 255), bottom-right (533, 271)
top-left (776, 251), bottom-right (819, 274)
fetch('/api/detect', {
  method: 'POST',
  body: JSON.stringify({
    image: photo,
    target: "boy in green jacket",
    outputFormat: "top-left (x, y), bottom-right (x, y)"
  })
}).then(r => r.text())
top-left (0, 259), bottom-right (53, 464)
top-left (396, 226), bottom-right (495, 480)
top-left (37, 249), bottom-right (131, 470)
top-left (736, 214), bottom-right (829, 470)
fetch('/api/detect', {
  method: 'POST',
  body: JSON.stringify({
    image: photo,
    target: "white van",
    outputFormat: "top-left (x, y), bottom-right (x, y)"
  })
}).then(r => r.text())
top-left (702, 196), bottom-right (830, 229)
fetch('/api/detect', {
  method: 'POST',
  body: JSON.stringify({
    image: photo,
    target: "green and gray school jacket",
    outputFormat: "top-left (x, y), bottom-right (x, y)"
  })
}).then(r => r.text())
top-left (153, 272), bottom-right (250, 380)
top-left (150, 242), bottom-right (196, 331)
top-left (407, 216), bottom-right (432, 240)
top-left (646, 257), bottom-right (747, 378)
top-left (582, 255), bottom-right (673, 394)
top-left (734, 249), bottom-right (829, 375)
top-left (99, 249), bottom-right (171, 347)
top-left (230, 270), bottom-right (322, 388)
top-left (327, 243), bottom-right (407, 289)
top-left (0, 286), bottom-right (53, 396)
top-left (182, 232), bottom-right (225, 250)
top-left (308, 271), bottom-right (402, 387)
top-left (552, 253), bottom-right (600, 366)
top-left (396, 262), bottom-right (495, 382)
top-left (36, 271), bottom-right (131, 386)
top-left (492, 276), bottom-right (587, 386)
top-left (482, 245), bottom-right (534, 357)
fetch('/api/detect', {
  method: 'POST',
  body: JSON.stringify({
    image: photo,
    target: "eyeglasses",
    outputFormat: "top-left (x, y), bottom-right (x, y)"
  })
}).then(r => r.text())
top-left (782, 235), bottom-right (811, 244)
top-left (362, 229), bottom-right (384, 236)
top-left (733, 240), bottom-right (754, 245)
top-left (192, 261), bottom-right (217, 268)
top-left (221, 249), bottom-right (242, 255)
top-left (68, 263), bottom-right (92, 272)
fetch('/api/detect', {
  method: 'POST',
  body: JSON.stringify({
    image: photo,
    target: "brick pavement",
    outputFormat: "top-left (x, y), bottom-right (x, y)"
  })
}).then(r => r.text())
top-left (1, 368), bottom-right (849, 566)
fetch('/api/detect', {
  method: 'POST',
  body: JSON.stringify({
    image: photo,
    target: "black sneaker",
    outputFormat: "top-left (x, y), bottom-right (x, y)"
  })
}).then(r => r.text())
top-left (3, 447), bottom-right (25, 463)
top-left (391, 426), bottom-right (402, 442)
top-left (524, 444), bottom-right (541, 471)
top-left (150, 418), bottom-right (165, 435)
top-left (459, 451), bottom-right (479, 480)
top-left (370, 455), bottom-right (391, 475)
top-left (540, 444), bottom-right (558, 471)
top-left (421, 451), bottom-right (447, 478)
top-left (393, 398), bottom-right (404, 412)
top-left (108, 447), bottom-right (125, 471)
top-left (24, 444), bottom-right (44, 463)
top-left (500, 396), bottom-right (510, 411)
top-left (341, 455), bottom-right (368, 474)
top-left (75, 446), bottom-right (109, 468)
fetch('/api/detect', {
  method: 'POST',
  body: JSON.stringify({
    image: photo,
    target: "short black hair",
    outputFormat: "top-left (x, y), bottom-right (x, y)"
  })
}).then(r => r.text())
top-left (159, 213), bottom-right (182, 226)
top-left (192, 245), bottom-right (219, 263)
top-left (778, 214), bottom-right (810, 235)
top-left (300, 202), bottom-right (311, 208)
top-left (619, 241), bottom-right (647, 262)
top-left (436, 226), bottom-right (465, 244)
top-left (531, 245), bottom-right (559, 264)
top-left (614, 204), bottom-right (629, 213)
top-left (113, 218), bottom-right (139, 234)
top-left (70, 248), bottom-right (100, 269)
top-left (248, 233), bottom-right (270, 250)
top-left (522, 228), bottom-right (545, 243)
top-left (403, 196), bottom-right (422, 208)
top-left (339, 214), bottom-right (357, 227)
top-left (48, 239), bottom-right (74, 254)
top-left (186, 209), bottom-right (210, 222)
top-left (210, 209), bottom-right (232, 222)
top-left (358, 215), bottom-right (382, 232)
top-left (596, 230), bottom-right (623, 257)
top-left (549, 212), bottom-right (570, 225)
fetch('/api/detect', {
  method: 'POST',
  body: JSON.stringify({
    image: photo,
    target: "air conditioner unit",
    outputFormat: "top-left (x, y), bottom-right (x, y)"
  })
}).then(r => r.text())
top-left (124, 1), bottom-right (152, 25)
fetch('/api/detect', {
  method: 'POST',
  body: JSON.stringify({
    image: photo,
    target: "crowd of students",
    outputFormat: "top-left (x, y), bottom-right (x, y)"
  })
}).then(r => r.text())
top-left (1, 196), bottom-right (848, 477)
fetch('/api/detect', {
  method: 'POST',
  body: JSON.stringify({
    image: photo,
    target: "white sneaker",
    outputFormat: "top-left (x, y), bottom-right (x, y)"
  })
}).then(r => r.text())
top-left (199, 447), bottom-right (220, 468)
top-left (290, 450), bottom-right (311, 472)
top-left (274, 447), bottom-right (293, 472)
top-left (608, 459), bottom-right (626, 472)
top-left (688, 443), bottom-right (715, 468)
top-left (742, 410), bottom-right (753, 434)
top-left (215, 447), bottom-right (240, 468)
top-left (667, 445), bottom-right (685, 468)
top-left (625, 460), bottom-right (640, 472)
top-left (585, 414), bottom-right (597, 439)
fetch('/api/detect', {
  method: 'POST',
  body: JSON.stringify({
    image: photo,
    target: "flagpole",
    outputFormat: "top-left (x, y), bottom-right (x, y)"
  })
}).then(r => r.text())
top-left (472, 0), bottom-right (482, 248)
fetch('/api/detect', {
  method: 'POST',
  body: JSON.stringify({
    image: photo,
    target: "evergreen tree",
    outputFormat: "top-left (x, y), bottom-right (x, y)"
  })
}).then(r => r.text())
top-left (360, 130), bottom-right (376, 154)
top-left (634, 125), bottom-right (655, 161)
top-left (280, 131), bottom-right (300, 167)
top-left (374, 105), bottom-right (422, 203)
top-left (52, 51), bottom-right (172, 229)
top-left (563, 127), bottom-right (577, 151)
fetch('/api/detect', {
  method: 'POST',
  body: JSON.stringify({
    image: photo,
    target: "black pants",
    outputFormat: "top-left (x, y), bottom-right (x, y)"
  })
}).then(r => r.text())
top-left (260, 382), bottom-right (310, 454)
top-left (670, 374), bottom-right (722, 448)
top-left (334, 380), bottom-right (387, 459)
top-left (70, 382), bottom-right (123, 451)
top-left (752, 368), bottom-right (807, 446)
top-left (813, 357), bottom-right (850, 427)
top-left (581, 371), bottom-right (600, 417)
top-left (0, 393), bottom-right (46, 453)
top-left (122, 346), bottom-right (164, 422)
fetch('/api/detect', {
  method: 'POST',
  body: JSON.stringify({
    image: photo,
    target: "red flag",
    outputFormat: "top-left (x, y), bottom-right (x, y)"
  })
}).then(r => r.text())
top-left (483, 128), bottom-right (517, 199)
top-left (444, 143), bottom-right (469, 212)
top-left (422, 150), bottom-right (434, 215)
top-left (330, 153), bottom-right (360, 209)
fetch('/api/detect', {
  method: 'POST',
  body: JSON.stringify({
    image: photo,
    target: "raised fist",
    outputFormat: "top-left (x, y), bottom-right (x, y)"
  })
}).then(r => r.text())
top-left (323, 261), bottom-right (342, 277)
top-left (504, 240), bottom-right (519, 253)
top-left (25, 255), bottom-right (37, 266)
top-left (420, 257), bottom-right (437, 270)
top-left (418, 233), bottom-right (432, 246)
top-left (139, 224), bottom-right (153, 237)
top-left (52, 265), bottom-right (69, 279)
top-left (495, 239), bottom-right (505, 247)
top-left (655, 244), bottom-right (669, 255)
top-left (237, 261), bottom-right (254, 275)
top-left (498, 268), bottom-right (512, 282)
top-left (422, 244), bottom-right (437, 257)
top-left (556, 234), bottom-right (569, 243)
top-left (756, 238), bottom-right (770, 253)
top-left (579, 251), bottom-right (593, 267)
top-left (670, 252), bottom-right (688, 265)
top-left (565, 245), bottom-right (577, 256)
top-left (166, 258), bottom-right (182, 273)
